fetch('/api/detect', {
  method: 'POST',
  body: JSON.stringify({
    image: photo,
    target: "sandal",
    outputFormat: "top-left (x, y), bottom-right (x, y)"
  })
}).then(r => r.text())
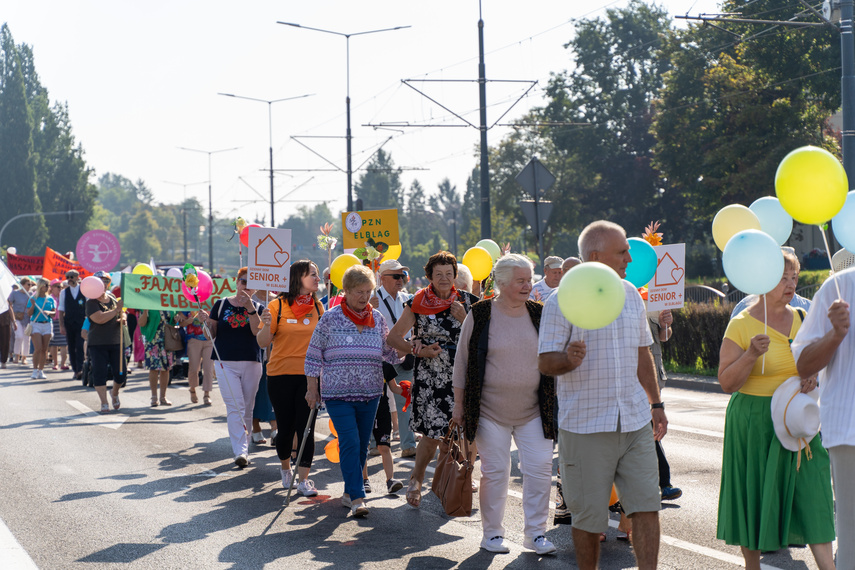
top-left (203, 393), bottom-right (212, 406)
top-left (600, 532), bottom-right (608, 542)
top-left (160, 397), bottom-right (172, 406)
top-left (151, 397), bottom-right (159, 407)
top-left (406, 480), bottom-right (421, 508)
top-left (189, 388), bottom-right (198, 404)
top-left (99, 404), bottom-right (110, 414)
top-left (112, 395), bottom-right (121, 410)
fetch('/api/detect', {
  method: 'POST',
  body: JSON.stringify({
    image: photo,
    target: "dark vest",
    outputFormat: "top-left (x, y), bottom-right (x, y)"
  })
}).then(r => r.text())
top-left (63, 287), bottom-right (86, 326)
top-left (462, 299), bottom-right (556, 443)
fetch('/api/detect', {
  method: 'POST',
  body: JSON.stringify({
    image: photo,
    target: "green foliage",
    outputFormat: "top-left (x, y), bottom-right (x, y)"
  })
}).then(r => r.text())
top-left (354, 149), bottom-right (403, 210)
top-left (663, 301), bottom-right (733, 371)
top-left (120, 210), bottom-right (161, 263)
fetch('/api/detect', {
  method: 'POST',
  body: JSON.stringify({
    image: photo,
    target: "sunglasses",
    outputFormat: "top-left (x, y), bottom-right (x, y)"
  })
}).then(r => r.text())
top-left (385, 274), bottom-right (405, 280)
top-left (238, 278), bottom-right (248, 285)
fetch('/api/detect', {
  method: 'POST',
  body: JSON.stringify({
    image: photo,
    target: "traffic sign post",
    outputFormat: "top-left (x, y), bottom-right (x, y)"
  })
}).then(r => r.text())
top-left (516, 157), bottom-right (556, 271)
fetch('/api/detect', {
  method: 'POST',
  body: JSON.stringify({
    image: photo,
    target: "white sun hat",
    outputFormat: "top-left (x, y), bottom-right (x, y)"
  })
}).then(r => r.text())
top-left (771, 376), bottom-right (820, 465)
top-left (832, 248), bottom-right (855, 273)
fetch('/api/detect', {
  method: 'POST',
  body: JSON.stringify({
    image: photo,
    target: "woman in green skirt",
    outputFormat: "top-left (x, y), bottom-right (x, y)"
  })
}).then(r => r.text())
top-left (717, 249), bottom-right (835, 570)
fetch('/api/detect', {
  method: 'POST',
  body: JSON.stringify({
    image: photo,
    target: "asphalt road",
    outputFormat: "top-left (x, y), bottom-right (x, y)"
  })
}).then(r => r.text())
top-left (0, 364), bottom-right (834, 569)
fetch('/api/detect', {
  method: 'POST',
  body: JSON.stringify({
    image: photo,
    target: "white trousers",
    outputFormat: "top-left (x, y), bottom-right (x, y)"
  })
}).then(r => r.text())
top-left (215, 360), bottom-right (262, 458)
top-left (475, 415), bottom-right (553, 539)
top-left (830, 445), bottom-right (855, 570)
top-left (13, 320), bottom-right (29, 357)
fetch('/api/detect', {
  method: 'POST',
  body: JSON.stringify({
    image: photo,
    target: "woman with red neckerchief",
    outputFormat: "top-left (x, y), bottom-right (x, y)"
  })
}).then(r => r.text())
top-left (387, 251), bottom-right (479, 508)
top-left (257, 260), bottom-right (324, 497)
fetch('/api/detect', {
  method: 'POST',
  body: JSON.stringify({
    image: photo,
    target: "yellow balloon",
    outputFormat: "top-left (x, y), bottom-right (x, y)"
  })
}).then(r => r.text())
top-left (712, 205), bottom-right (760, 251)
top-left (775, 146), bottom-right (848, 225)
top-left (384, 243), bottom-right (401, 261)
top-left (330, 254), bottom-right (360, 289)
top-left (132, 263), bottom-right (154, 275)
top-left (462, 246), bottom-right (493, 281)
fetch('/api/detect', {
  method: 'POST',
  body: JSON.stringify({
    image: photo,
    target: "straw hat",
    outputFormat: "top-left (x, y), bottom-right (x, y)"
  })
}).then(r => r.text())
top-left (832, 249), bottom-right (855, 273)
top-left (770, 376), bottom-right (820, 453)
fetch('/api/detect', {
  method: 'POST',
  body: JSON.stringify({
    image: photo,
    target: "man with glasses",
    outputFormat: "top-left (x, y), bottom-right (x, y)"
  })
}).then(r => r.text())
top-left (370, 259), bottom-right (417, 458)
top-left (58, 270), bottom-right (86, 380)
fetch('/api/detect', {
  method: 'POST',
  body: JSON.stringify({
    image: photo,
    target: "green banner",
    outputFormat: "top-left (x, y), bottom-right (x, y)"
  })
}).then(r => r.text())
top-left (120, 274), bottom-right (235, 312)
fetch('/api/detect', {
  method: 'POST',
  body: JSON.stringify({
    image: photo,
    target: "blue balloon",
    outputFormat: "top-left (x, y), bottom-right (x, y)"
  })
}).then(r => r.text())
top-left (722, 230), bottom-right (784, 295)
top-left (749, 196), bottom-right (793, 245)
top-left (625, 237), bottom-right (658, 288)
top-left (832, 191), bottom-right (855, 254)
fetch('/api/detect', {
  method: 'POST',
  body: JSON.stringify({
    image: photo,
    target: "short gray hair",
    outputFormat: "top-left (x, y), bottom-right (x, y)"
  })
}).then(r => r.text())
top-left (455, 263), bottom-right (473, 292)
top-left (578, 220), bottom-right (626, 262)
top-left (342, 264), bottom-right (375, 291)
top-left (493, 254), bottom-right (534, 295)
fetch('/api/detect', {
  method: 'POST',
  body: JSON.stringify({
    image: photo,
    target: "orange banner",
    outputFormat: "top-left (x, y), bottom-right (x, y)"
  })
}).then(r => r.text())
top-left (42, 247), bottom-right (92, 281)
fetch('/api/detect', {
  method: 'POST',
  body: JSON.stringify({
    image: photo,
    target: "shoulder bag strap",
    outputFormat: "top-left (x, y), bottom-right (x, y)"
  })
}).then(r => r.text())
top-left (381, 293), bottom-right (398, 325)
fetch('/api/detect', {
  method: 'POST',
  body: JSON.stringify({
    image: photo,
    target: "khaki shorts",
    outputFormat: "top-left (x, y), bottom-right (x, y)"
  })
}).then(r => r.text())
top-left (558, 425), bottom-right (661, 533)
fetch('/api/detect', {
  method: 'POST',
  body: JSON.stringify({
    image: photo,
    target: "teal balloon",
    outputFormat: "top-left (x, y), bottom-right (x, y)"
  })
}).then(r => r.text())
top-left (625, 237), bottom-right (658, 288)
top-left (475, 239), bottom-right (501, 262)
top-left (749, 196), bottom-right (793, 246)
top-left (722, 230), bottom-right (784, 295)
top-left (557, 262), bottom-right (626, 330)
top-left (832, 191), bottom-right (855, 254)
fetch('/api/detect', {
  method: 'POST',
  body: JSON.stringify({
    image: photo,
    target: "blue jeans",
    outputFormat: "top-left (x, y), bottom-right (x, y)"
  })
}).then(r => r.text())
top-left (325, 397), bottom-right (380, 501)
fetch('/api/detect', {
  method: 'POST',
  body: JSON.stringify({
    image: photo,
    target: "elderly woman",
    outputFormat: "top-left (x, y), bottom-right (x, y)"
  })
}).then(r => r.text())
top-left (86, 272), bottom-right (126, 413)
top-left (201, 267), bottom-right (264, 468)
top-left (26, 278), bottom-right (56, 379)
top-left (387, 250), bottom-right (479, 508)
top-left (451, 254), bottom-right (556, 555)
top-left (10, 278), bottom-right (33, 365)
top-left (305, 264), bottom-right (399, 518)
top-left (717, 248), bottom-right (835, 570)
top-left (258, 260), bottom-right (324, 497)
top-left (138, 308), bottom-right (179, 406)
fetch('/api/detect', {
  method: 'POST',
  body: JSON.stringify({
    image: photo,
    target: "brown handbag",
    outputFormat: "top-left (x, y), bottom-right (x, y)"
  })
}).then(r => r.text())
top-left (161, 313), bottom-right (184, 352)
top-left (431, 421), bottom-right (473, 517)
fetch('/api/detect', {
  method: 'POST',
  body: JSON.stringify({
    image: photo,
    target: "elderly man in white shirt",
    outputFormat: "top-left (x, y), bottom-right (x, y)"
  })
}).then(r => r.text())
top-left (370, 258), bottom-right (417, 458)
top-left (538, 220), bottom-right (667, 570)
top-left (793, 266), bottom-right (855, 569)
top-left (530, 256), bottom-right (564, 301)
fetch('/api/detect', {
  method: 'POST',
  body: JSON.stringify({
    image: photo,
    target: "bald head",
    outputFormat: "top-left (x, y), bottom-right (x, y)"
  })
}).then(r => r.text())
top-left (562, 257), bottom-right (581, 272)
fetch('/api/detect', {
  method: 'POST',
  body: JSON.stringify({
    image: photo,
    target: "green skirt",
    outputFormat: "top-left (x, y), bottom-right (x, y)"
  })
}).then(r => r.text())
top-left (717, 392), bottom-right (835, 551)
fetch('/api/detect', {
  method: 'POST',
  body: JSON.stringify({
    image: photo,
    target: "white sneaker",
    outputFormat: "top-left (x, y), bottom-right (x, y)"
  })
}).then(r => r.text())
top-left (38, 370), bottom-right (47, 379)
top-left (31, 370), bottom-right (38, 379)
top-left (297, 479), bottom-right (318, 497)
top-left (280, 468), bottom-right (293, 490)
top-left (524, 535), bottom-right (556, 555)
top-left (480, 536), bottom-right (510, 553)
top-left (341, 493), bottom-right (352, 508)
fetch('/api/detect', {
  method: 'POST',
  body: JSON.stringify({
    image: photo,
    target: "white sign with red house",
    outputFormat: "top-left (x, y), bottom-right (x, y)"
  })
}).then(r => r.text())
top-left (647, 243), bottom-right (686, 311)
top-left (247, 227), bottom-right (292, 291)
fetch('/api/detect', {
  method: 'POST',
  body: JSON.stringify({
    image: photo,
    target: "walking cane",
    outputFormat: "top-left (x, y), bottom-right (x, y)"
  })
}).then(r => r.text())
top-left (285, 403), bottom-right (319, 507)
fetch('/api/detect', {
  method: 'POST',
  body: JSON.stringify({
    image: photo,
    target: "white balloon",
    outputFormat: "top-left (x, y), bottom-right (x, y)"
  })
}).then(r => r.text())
top-left (6, 247), bottom-right (16, 255)
top-left (749, 196), bottom-right (793, 246)
top-left (166, 267), bottom-right (183, 278)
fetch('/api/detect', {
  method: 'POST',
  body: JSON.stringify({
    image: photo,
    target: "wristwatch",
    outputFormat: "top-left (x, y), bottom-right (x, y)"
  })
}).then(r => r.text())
top-left (247, 310), bottom-right (257, 316)
top-left (651, 402), bottom-right (665, 410)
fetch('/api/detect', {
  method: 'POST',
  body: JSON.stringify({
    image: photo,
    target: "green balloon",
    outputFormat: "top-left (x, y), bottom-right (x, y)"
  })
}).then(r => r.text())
top-left (557, 262), bottom-right (626, 330)
top-left (475, 239), bottom-right (501, 262)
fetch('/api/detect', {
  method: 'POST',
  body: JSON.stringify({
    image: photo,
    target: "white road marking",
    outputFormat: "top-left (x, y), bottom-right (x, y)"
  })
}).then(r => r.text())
top-left (669, 424), bottom-right (724, 439)
top-left (66, 400), bottom-right (128, 430)
top-left (0, 515), bottom-right (39, 569)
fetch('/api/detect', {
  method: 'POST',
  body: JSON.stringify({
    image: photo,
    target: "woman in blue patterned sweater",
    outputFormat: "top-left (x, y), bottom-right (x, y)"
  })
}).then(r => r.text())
top-left (305, 264), bottom-right (400, 518)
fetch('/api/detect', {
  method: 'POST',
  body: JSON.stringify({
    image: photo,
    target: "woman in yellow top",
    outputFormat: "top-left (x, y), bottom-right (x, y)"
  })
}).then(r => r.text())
top-left (258, 260), bottom-right (323, 497)
top-left (717, 249), bottom-right (834, 570)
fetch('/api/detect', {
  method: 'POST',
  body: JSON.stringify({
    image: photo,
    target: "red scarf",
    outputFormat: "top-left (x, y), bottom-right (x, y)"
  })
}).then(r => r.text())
top-left (291, 294), bottom-right (315, 319)
top-left (341, 300), bottom-right (375, 327)
top-left (410, 284), bottom-right (459, 315)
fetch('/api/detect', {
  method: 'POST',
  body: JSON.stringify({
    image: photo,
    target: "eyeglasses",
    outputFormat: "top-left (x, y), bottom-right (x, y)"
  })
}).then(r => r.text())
top-left (238, 278), bottom-right (248, 285)
top-left (385, 274), bottom-right (405, 280)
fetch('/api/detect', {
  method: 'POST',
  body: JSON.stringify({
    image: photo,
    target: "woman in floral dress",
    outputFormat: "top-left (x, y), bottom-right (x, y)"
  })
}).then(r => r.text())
top-left (139, 309), bottom-right (177, 407)
top-left (387, 251), bottom-right (478, 508)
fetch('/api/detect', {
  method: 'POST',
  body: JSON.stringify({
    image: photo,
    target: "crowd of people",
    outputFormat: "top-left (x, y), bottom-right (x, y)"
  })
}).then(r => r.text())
top-left (3, 218), bottom-right (854, 569)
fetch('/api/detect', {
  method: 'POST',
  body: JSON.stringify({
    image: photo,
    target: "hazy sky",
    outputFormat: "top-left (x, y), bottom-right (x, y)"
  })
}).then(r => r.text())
top-left (3, 0), bottom-right (721, 225)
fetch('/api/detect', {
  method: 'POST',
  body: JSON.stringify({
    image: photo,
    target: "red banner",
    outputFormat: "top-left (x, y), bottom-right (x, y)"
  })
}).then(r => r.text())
top-left (43, 247), bottom-right (91, 281)
top-left (5, 252), bottom-right (43, 276)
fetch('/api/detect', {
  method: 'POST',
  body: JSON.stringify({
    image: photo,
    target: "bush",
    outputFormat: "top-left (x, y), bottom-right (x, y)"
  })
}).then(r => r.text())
top-left (663, 300), bottom-right (733, 371)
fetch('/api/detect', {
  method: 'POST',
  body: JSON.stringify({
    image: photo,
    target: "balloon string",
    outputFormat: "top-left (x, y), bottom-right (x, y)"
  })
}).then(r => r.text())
top-left (762, 294), bottom-right (767, 375)
top-left (819, 225), bottom-right (843, 300)
top-left (196, 295), bottom-right (248, 436)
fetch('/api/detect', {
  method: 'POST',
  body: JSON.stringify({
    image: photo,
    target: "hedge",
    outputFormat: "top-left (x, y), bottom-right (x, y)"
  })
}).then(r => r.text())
top-left (662, 301), bottom-right (734, 371)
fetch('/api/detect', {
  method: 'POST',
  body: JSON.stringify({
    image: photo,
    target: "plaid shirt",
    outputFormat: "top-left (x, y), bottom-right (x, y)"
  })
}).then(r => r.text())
top-left (538, 280), bottom-right (653, 434)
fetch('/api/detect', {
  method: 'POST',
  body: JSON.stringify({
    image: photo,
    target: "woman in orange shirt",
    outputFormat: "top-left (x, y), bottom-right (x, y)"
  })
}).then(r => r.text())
top-left (258, 260), bottom-right (323, 497)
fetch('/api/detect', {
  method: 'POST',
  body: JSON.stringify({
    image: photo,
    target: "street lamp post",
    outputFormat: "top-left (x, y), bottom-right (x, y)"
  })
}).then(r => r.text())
top-left (277, 21), bottom-right (410, 212)
top-left (217, 92), bottom-right (313, 227)
top-left (177, 146), bottom-right (240, 272)
top-left (163, 180), bottom-right (206, 263)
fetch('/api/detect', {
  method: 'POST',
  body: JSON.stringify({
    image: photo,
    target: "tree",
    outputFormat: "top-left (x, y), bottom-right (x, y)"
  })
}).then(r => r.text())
top-left (0, 24), bottom-right (46, 253)
top-left (120, 210), bottom-right (161, 264)
top-left (354, 149), bottom-right (404, 210)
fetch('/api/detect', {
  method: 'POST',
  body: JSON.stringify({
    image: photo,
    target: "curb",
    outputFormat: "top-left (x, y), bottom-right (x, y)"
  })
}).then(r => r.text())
top-left (666, 373), bottom-right (725, 394)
